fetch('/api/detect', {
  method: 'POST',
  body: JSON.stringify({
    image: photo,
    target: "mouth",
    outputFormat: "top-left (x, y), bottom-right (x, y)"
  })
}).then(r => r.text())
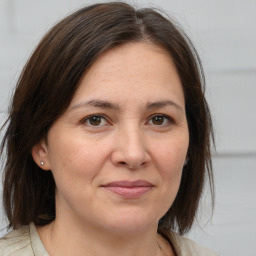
top-left (101, 180), bottom-right (154, 199)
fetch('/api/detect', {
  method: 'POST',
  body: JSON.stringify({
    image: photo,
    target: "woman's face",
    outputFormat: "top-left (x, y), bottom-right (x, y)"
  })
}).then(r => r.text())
top-left (34, 42), bottom-right (189, 234)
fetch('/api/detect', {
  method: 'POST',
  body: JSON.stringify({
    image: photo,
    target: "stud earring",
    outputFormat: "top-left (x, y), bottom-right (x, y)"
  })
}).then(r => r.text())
top-left (40, 161), bottom-right (44, 166)
top-left (184, 158), bottom-right (188, 166)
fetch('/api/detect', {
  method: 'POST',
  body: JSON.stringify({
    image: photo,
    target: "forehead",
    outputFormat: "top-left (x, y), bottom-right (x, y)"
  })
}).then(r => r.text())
top-left (83, 42), bottom-right (176, 78)
top-left (70, 42), bottom-right (184, 108)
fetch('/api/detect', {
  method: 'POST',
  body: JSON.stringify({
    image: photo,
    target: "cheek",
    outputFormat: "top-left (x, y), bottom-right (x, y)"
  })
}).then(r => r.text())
top-left (155, 135), bottom-right (188, 197)
top-left (155, 138), bottom-right (188, 171)
top-left (158, 148), bottom-right (185, 215)
top-left (48, 143), bottom-right (99, 206)
top-left (47, 135), bottom-right (111, 188)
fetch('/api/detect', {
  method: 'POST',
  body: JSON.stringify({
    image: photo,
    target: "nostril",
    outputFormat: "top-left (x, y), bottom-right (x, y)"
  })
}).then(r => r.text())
top-left (118, 161), bottom-right (138, 169)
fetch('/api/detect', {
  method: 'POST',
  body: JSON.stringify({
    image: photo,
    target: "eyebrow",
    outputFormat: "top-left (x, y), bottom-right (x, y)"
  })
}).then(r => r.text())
top-left (146, 100), bottom-right (183, 113)
top-left (70, 99), bottom-right (183, 112)
top-left (70, 99), bottom-right (120, 111)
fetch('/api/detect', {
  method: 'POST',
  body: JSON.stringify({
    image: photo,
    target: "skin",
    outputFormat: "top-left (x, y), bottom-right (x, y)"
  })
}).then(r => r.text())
top-left (32, 42), bottom-right (189, 256)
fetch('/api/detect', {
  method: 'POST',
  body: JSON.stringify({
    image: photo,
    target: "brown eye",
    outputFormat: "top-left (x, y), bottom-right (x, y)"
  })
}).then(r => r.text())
top-left (83, 115), bottom-right (107, 126)
top-left (148, 114), bottom-right (172, 126)
top-left (89, 116), bottom-right (102, 126)
top-left (152, 116), bottom-right (165, 125)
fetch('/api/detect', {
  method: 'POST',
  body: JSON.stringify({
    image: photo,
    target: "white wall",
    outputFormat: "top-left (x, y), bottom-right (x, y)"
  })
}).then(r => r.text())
top-left (0, 0), bottom-right (256, 255)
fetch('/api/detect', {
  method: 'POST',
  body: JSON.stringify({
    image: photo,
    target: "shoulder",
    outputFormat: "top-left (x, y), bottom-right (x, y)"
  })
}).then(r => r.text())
top-left (0, 225), bottom-right (34, 255)
top-left (160, 229), bottom-right (218, 256)
top-left (171, 232), bottom-right (218, 256)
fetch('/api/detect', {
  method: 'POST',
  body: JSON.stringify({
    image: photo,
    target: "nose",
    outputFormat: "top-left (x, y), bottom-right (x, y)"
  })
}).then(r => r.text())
top-left (111, 126), bottom-right (150, 169)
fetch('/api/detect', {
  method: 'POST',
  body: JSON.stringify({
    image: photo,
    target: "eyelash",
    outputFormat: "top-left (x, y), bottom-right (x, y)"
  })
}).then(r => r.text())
top-left (81, 114), bottom-right (175, 127)
top-left (147, 114), bottom-right (175, 126)
top-left (81, 114), bottom-right (110, 127)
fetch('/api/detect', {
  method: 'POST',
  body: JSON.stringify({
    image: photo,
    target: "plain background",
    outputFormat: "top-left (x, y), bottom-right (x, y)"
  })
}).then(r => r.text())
top-left (0, 0), bottom-right (256, 255)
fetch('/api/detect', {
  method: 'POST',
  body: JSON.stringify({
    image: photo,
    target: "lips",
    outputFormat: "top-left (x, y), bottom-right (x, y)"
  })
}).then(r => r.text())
top-left (101, 180), bottom-right (153, 198)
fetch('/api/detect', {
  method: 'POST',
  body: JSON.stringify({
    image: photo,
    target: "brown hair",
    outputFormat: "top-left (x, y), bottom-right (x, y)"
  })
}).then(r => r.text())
top-left (0, 2), bottom-right (214, 235)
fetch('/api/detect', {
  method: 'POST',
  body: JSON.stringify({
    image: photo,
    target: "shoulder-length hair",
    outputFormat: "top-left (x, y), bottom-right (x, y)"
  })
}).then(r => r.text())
top-left (1, 1), bottom-right (214, 235)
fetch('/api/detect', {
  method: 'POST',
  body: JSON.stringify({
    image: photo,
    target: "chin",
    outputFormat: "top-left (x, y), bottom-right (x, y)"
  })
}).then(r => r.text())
top-left (99, 213), bottom-right (159, 234)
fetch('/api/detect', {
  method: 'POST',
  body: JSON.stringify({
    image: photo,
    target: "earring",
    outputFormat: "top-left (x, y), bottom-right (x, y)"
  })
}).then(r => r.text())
top-left (40, 161), bottom-right (44, 166)
top-left (184, 158), bottom-right (188, 166)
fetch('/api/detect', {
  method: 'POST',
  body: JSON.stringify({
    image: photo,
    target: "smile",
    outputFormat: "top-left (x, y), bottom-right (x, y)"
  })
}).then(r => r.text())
top-left (101, 180), bottom-right (153, 198)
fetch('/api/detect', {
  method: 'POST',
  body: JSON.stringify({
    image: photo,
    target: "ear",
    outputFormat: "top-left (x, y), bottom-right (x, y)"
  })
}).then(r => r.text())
top-left (31, 139), bottom-right (51, 171)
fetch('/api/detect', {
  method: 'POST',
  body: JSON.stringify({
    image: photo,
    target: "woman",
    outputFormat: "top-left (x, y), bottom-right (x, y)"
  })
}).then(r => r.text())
top-left (0, 2), bottom-right (217, 255)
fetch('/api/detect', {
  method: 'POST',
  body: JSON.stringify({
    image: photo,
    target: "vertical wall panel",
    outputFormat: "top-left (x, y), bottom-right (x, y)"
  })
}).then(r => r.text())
top-left (188, 156), bottom-right (256, 256)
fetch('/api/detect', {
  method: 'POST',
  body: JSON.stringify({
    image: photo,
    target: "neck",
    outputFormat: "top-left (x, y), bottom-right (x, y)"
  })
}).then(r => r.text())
top-left (37, 219), bottom-right (167, 256)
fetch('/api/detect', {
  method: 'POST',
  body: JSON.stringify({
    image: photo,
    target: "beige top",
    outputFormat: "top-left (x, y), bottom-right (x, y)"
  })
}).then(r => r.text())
top-left (0, 223), bottom-right (218, 256)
